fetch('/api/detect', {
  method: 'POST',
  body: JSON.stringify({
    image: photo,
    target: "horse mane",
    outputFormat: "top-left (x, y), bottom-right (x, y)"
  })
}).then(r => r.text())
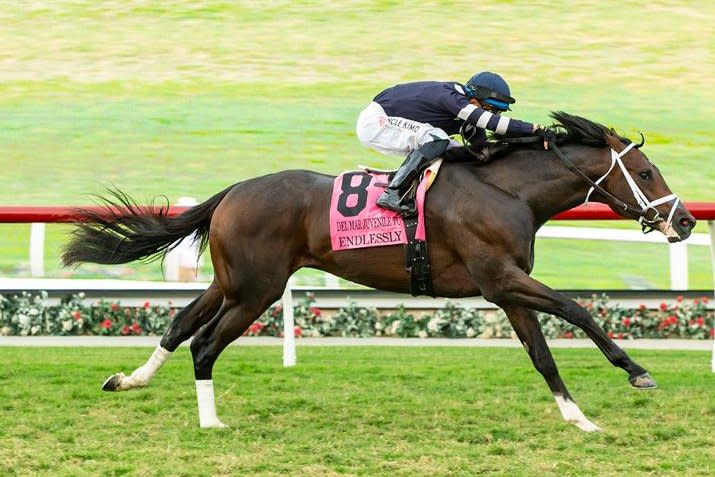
top-left (443, 111), bottom-right (641, 163)
top-left (550, 111), bottom-right (632, 146)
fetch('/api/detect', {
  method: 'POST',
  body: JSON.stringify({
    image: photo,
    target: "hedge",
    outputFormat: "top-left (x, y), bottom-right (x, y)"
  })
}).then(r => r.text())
top-left (1, 291), bottom-right (713, 340)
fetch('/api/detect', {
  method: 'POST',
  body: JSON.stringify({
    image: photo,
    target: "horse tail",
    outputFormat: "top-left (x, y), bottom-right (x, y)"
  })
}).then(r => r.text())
top-left (61, 185), bottom-right (235, 267)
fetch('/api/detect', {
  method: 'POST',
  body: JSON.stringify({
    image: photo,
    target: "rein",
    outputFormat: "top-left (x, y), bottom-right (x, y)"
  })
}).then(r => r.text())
top-left (549, 141), bottom-right (680, 234)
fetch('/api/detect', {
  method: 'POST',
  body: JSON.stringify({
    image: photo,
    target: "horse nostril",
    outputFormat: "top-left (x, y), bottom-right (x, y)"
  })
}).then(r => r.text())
top-left (679, 217), bottom-right (696, 229)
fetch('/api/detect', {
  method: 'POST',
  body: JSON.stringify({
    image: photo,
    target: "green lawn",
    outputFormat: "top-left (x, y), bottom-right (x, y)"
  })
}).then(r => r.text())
top-left (1, 1), bottom-right (714, 286)
top-left (0, 346), bottom-right (713, 476)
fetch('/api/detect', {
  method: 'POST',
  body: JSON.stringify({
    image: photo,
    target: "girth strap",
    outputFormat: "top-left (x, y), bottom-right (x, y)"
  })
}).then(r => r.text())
top-left (402, 215), bottom-right (434, 297)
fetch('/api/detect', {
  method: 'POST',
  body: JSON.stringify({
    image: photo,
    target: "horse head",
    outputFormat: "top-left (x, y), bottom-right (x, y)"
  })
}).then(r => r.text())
top-left (599, 133), bottom-right (696, 242)
top-left (549, 112), bottom-right (696, 243)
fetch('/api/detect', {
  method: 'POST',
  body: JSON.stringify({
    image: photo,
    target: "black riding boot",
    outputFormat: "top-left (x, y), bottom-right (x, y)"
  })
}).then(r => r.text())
top-left (376, 138), bottom-right (450, 213)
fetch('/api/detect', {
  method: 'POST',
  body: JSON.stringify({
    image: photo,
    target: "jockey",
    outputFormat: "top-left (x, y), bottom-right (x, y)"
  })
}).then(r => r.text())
top-left (356, 71), bottom-right (553, 212)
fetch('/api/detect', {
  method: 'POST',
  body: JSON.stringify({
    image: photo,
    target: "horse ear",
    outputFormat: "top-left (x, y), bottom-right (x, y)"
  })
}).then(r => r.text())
top-left (635, 132), bottom-right (645, 148)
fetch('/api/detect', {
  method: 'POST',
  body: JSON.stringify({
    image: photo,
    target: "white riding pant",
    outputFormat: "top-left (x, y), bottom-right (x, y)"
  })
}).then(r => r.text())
top-left (356, 102), bottom-right (460, 157)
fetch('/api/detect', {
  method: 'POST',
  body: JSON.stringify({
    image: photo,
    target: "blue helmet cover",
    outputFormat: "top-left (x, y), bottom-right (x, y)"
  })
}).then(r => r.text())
top-left (465, 71), bottom-right (516, 107)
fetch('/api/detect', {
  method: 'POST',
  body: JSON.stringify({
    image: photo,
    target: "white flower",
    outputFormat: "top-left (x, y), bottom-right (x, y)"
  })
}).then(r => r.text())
top-left (30, 325), bottom-right (40, 335)
top-left (28, 308), bottom-right (40, 316)
top-left (375, 321), bottom-right (383, 331)
top-left (466, 327), bottom-right (476, 338)
top-left (0, 326), bottom-right (11, 336)
top-left (417, 330), bottom-right (428, 339)
top-left (427, 318), bottom-right (440, 333)
top-left (18, 314), bottom-right (30, 327)
top-left (389, 320), bottom-right (401, 335)
top-left (62, 320), bottom-right (73, 332)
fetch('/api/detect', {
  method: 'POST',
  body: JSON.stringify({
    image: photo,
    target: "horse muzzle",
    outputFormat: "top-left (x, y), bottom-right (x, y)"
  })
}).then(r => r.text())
top-left (658, 212), bottom-right (696, 243)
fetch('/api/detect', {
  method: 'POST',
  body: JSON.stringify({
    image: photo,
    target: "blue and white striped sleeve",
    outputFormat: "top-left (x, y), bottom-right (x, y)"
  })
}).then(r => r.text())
top-left (461, 104), bottom-right (535, 136)
top-left (443, 91), bottom-right (535, 136)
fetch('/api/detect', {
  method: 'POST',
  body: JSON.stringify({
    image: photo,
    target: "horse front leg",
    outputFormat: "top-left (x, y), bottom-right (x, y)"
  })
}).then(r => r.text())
top-left (481, 266), bottom-right (655, 389)
top-left (102, 283), bottom-right (223, 392)
top-left (502, 304), bottom-right (601, 432)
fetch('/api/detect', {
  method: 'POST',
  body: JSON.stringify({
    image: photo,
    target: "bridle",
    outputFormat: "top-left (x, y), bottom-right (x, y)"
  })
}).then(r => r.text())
top-left (549, 140), bottom-right (680, 234)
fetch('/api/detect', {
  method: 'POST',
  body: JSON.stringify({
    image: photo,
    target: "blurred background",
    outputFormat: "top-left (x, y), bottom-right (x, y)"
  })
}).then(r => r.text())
top-left (0, 0), bottom-right (713, 288)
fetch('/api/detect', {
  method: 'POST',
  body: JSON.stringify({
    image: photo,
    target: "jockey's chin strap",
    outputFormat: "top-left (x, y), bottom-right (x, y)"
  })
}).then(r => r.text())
top-left (549, 141), bottom-right (680, 234)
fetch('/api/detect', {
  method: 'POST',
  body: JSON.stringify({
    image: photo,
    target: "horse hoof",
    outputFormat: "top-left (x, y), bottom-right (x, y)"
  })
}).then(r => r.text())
top-left (571, 419), bottom-right (602, 433)
top-left (102, 373), bottom-right (125, 392)
top-left (200, 420), bottom-right (229, 429)
top-left (629, 372), bottom-right (657, 389)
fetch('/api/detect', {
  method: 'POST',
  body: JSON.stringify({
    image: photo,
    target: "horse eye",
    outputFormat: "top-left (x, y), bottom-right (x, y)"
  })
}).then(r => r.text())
top-left (639, 171), bottom-right (651, 180)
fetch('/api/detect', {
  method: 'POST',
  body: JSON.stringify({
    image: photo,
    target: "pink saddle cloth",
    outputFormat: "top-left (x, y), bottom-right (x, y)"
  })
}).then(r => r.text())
top-left (329, 160), bottom-right (442, 251)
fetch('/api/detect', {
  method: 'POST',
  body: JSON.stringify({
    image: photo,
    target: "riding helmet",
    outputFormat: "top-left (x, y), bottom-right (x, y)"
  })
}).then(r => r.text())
top-left (464, 71), bottom-right (516, 111)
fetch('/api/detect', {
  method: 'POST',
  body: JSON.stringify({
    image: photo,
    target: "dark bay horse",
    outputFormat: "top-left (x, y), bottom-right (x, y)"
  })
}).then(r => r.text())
top-left (62, 112), bottom-right (696, 431)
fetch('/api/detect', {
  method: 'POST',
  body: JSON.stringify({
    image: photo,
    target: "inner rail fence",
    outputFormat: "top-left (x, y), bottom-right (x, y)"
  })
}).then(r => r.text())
top-left (2, 202), bottom-right (715, 369)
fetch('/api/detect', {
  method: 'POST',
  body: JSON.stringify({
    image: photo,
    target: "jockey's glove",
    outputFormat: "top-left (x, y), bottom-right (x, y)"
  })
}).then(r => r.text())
top-left (534, 127), bottom-right (558, 144)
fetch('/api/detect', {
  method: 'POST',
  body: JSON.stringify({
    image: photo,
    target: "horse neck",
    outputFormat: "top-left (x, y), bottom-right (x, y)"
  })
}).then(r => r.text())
top-left (472, 144), bottom-right (611, 227)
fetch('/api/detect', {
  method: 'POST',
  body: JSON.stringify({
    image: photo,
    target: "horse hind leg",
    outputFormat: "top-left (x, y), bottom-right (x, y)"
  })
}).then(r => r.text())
top-left (190, 282), bottom-right (286, 428)
top-left (102, 283), bottom-right (223, 392)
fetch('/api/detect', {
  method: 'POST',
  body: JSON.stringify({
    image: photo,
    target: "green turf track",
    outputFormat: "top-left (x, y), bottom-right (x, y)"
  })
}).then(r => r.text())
top-left (0, 346), bottom-right (713, 476)
top-left (1, 2), bottom-right (713, 287)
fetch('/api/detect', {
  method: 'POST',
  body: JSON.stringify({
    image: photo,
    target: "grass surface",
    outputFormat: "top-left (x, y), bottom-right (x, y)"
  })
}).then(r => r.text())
top-left (0, 345), bottom-right (713, 476)
top-left (1, 1), bottom-right (714, 286)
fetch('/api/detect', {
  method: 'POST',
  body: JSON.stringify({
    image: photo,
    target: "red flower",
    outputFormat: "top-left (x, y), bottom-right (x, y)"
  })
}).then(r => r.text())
top-left (143, 301), bottom-right (151, 310)
top-left (676, 295), bottom-right (683, 303)
top-left (111, 303), bottom-right (120, 312)
top-left (617, 332), bottom-right (624, 340)
top-left (101, 319), bottom-right (112, 329)
top-left (702, 296), bottom-right (710, 304)
top-left (607, 331), bottom-right (615, 339)
top-left (131, 322), bottom-right (142, 334)
top-left (710, 328), bottom-right (715, 338)
top-left (294, 326), bottom-right (302, 338)
top-left (72, 310), bottom-right (82, 321)
top-left (659, 302), bottom-right (668, 311)
top-left (247, 322), bottom-right (265, 336)
top-left (120, 325), bottom-right (130, 335)
top-left (639, 304), bottom-right (646, 311)
top-left (562, 331), bottom-right (574, 339)
top-left (622, 317), bottom-right (631, 328)
top-left (309, 307), bottom-right (322, 317)
top-left (693, 299), bottom-right (700, 305)
top-left (696, 317), bottom-right (705, 327)
top-left (667, 315), bottom-right (678, 325)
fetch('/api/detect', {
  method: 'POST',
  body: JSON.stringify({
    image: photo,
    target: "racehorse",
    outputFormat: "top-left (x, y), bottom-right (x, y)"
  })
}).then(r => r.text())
top-left (62, 112), bottom-right (695, 432)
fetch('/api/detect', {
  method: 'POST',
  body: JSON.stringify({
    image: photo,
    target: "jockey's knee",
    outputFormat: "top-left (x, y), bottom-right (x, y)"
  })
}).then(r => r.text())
top-left (419, 137), bottom-right (450, 159)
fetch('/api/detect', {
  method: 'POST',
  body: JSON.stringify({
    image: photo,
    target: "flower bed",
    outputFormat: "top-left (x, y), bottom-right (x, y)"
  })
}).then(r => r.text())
top-left (0, 291), bottom-right (713, 339)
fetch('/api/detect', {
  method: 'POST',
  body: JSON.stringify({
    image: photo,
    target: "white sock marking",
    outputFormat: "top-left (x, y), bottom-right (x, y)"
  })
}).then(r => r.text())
top-left (196, 379), bottom-right (228, 428)
top-left (117, 346), bottom-right (172, 390)
top-left (554, 394), bottom-right (602, 432)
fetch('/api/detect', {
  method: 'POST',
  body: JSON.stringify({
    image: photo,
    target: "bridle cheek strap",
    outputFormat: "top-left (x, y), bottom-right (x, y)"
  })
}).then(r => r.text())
top-left (584, 142), bottom-right (680, 230)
